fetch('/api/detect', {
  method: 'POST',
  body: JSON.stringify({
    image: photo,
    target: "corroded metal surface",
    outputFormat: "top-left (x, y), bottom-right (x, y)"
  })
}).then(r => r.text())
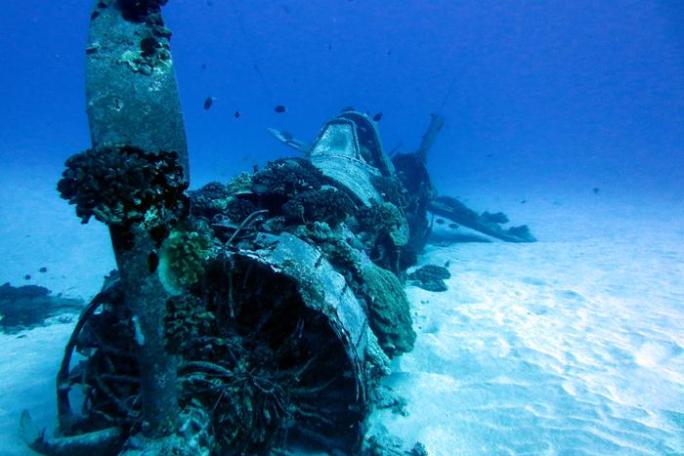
top-left (85, 0), bottom-right (189, 176)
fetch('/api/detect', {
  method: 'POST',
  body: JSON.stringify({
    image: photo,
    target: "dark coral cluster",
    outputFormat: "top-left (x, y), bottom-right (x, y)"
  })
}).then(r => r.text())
top-left (118, 0), bottom-right (169, 23)
top-left (57, 145), bottom-right (188, 226)
top-left (358, 201), bottom-right (404, 236)
top-left (89, 1), bottom-right (173, 74)
top-left (189, 182), bottom-right (232, 219)
top-left (189, 182), bottom-right (257, 225)
top-left (251, 158), bottom-right (324, 201)
top-left (130, 34), bottom-right (172, 75)
top-left (282, 188), bottom-right (355, 227)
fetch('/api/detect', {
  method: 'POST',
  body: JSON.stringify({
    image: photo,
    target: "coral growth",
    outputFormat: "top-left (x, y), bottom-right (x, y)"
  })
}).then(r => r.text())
top-left (357, 202), bottom-right (409, 272)
top-left (252, 158), bottom-right (324, 200)
top-left (189, 182), bottom-right (232, 219)
top-left (118, 40), bottom-right (171, 75)
top-left (226, 171), bottom-right (253, 194)
top-left (282, 188), bottom-right (355, 227)
top-left (118, 0), bottom-right (169, 23)
top-left (189, 181), bottom-right (258, 236)
top-left (57, 145), bottom-right (187, 227)
top-left (360, 264), bottom-right (416, 357)
top-left (158, 228), bottom-right (210, 295)
top-left (165, 294), bottom-right (214, 354)
top-left (371, 175), bottom-right (408, 209)
top-left (358, 202), bottom-right (405, 237)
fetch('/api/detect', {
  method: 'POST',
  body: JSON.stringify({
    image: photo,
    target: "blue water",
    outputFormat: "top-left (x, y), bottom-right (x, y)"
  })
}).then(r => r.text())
top-left (1, 1), bottom-right (682, 193)
top-left (0, 1), bottom-right (682, 455)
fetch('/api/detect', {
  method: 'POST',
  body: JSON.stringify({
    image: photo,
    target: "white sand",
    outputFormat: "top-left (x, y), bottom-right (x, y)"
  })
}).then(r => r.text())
top-left (1, 163), bottom-right (682, 454)
top-left (372, 191), bottom-right (684, 455)
top-left (0, 162), bottom-right (114, 455)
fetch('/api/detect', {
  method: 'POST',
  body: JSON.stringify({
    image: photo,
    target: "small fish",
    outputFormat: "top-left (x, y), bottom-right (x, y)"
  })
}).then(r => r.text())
top-left (281, 4), bottom-right (291, 14)
top-left (39, 267), bottom-right (47, 273)
top-left (328, 43), bottom-right (332, 51)
top-left (592, 187), bottom-right (600, 194)
top-left (274, 105), bottom-right (286, 113)
top-left (341, 106), bottom-right (355, 112)
top-left (201, 63), bottom-right (207, 70)
top-left (372, 112), bottom-right (383, 122)
top-left (203, 96), bottom-right (215, 110)
top-left (234, 111), bottom-right (241, 118)
top-left (24, 274), bottom-right (31, 280)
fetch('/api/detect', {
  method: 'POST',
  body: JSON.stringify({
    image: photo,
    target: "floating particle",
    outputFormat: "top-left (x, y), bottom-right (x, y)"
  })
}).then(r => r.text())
top-left (593, 187), bottom-right (600, 194)
top-left (328, 43), bottom-right (332, 51)
top-left (39, 267), bottom-right (47, 273)
top-left (201, 63), bottom-right (207, 70)
top-left (274, 105), bottom-right (286, 113)
top-left (372, 112), bottom-right (383, 122)
top-left (24, 274), bottom-right (31, 280)
top-left (203, 96), bottom-right (214, 110)
top-left (234, 111), bottom-right (241, 118)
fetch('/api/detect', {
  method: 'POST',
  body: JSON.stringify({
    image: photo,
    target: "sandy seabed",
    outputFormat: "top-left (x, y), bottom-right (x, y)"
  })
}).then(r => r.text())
top-left (1, 163), bottom-right (682, 455)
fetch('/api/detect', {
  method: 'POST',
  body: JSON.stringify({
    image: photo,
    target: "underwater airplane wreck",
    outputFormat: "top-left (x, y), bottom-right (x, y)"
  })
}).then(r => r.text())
top-left (19, 1), bottom-right (534, 455)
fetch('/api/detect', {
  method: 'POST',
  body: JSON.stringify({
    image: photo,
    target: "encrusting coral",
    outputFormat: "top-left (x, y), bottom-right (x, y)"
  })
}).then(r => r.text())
top-left (360, 263), bottom-right (416, 357)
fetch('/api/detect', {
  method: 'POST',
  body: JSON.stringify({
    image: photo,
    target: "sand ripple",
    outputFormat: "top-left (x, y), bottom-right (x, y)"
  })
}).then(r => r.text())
top-left (374, 195), bottom-right (684, 455)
